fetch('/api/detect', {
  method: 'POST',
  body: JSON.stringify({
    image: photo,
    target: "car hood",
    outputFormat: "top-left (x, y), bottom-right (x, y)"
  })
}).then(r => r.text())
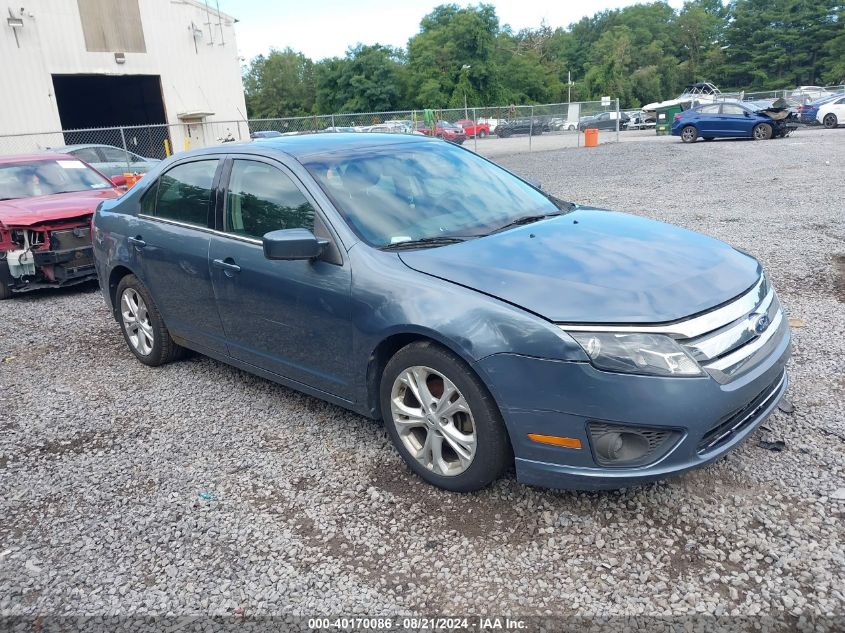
top-left (398, 209), bottom-right (761, 324)
top-left (0, 189), bottom-right (120, 227)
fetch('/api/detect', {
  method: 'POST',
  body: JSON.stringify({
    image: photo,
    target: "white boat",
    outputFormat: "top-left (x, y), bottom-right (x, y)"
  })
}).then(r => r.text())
top-left (642, 82), bottom-right (725, 114)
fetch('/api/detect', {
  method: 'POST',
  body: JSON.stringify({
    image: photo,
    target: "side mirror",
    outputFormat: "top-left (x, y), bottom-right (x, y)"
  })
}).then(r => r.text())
top-left (111, 175), bottom-right (127, 187)
top-left (263, 228), bottom-right (328, 261)
top-left (744, 111), bottom-right (751, 117)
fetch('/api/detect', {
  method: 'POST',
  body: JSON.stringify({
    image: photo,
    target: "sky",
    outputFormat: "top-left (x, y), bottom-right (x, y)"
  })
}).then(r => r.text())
top-left (218, 0), bottom-right (685, 62)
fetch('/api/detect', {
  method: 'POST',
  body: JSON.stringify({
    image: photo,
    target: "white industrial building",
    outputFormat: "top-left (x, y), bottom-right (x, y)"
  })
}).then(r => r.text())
top-left (0, 0), bottom-right (247, 156)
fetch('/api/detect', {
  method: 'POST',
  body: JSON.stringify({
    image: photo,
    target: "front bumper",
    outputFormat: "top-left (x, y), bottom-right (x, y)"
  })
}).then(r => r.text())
top-left (476, 321), bottom-right (791, 490)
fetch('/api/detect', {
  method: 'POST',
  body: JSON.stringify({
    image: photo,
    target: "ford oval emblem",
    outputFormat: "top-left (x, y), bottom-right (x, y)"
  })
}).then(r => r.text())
top-left (754, 314), bottom-right (770, 334)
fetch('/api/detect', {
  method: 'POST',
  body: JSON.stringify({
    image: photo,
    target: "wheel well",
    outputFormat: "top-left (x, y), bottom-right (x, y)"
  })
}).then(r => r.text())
top-left (366, 333), bottom-right (475, 420)
top-left (107, 265), bottom-right (133, 318)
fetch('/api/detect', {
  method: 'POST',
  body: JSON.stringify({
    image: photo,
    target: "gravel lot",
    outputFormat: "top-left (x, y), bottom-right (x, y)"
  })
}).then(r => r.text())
top-left (1, 129), bottom-right (844, 629)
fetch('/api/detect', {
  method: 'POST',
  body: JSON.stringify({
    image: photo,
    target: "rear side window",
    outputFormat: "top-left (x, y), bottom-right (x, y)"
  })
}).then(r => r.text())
top-left (698, 104), bottom-right (720, 114)
top-left (71, 147), bottom-right (101, 163)
top-left (153, 160), bottom-right (218, 227)
top-left (225, 159), bottom-right (315, 239)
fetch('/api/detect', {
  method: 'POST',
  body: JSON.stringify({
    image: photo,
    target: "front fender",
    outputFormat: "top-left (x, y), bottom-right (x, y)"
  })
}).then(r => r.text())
top-left (347, 244), bottom-right (588, 404)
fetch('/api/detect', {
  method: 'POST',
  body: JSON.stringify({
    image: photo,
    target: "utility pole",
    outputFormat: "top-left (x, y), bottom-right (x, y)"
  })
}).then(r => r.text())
top-left (568, 71), bottom-right (572, 103)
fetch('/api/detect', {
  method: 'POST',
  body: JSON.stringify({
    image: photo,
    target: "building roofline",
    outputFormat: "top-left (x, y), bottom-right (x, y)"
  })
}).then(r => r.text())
top-left (173, 0), bottom-right (237, 23)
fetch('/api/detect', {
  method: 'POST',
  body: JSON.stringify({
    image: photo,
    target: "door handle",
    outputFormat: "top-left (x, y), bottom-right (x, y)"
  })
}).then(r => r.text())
top-left (212, 258), bottom-right (241, 274)
top-left (127, 236), bottom-right (146, 249)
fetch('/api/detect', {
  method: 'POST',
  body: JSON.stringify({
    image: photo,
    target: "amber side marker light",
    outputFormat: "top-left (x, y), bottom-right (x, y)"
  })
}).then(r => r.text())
top-left (527, 434), bottom-right (582, 449)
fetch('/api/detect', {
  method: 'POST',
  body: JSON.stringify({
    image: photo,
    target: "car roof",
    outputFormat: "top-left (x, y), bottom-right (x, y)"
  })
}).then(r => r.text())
top-left (187, 133), bottom-right (441, 160)
top-left (0, 152), bottom-right (77, 164)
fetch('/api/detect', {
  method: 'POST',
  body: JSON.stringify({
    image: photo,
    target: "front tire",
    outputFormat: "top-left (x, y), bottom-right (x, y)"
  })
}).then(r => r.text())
top-left (823, 113), bottom-right (838, 129)
top-left (380, 341), bottom-right (511, 492)
top-left (681, 126), bottom-right (697, 143)
top-left (116, 274), bottom-right (184, 367)
top-left (752, 123), bottom-right (773, 140)
top-left (478, 130), bottom-right (487, 138)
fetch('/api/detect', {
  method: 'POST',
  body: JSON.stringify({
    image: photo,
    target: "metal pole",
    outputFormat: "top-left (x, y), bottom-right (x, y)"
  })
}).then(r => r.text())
top-left (473, 107), bottom-right (478, 153)
top-left (568, 71), bottom-right (571, 103)
top-left (616, 98), bottom-right (620, 144)
top-left (119, 127), bottom-right (130, 173)
top-left (331, 113), bottom-right (336, 129)
top-left (529, 106), bottom-right (534, 152)
top-left (577, 103), bottom-right (580, 148)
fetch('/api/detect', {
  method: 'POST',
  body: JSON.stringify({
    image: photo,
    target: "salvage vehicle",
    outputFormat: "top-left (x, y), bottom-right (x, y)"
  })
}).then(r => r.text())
top-left (672, 100), bottom-right (797, 142)
top-left (494, 117), bottom-right (546, 137)
top-left (50, 144), bottom-right (159, 178)
top-left (0, 154), bottom-right (123, 299)
top-left (413, 121), bottom-right (466, 144)
top-left (578, 111), bottom-right (630, 131)
top-left (817, 96), bottom-right (845, 128)
top-left (456, 119), bottom-right (491, 138)
top-left (93, 134), bottom-right (791, 492)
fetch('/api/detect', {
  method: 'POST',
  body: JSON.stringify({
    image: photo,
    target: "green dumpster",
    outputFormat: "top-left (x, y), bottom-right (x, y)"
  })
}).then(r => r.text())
top-left (654, 103), bottom-right (683, 135)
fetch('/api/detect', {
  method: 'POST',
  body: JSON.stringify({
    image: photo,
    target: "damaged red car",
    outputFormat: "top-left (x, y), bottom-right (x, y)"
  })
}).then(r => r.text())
top-left (0, 154), bottom-right (123, 299)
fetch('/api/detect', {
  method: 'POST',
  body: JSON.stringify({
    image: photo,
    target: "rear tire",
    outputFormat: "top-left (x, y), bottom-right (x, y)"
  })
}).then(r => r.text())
top-left (752, 123), bottom-right (773, 140)
top-left (823, 113), bottom-right (838, 129)
top-left (115, 274), bottom-right (184, 367)
top-left (380, 341), bottom-right (511, 492)
top-left (681, 126), bottom-right (697, 143)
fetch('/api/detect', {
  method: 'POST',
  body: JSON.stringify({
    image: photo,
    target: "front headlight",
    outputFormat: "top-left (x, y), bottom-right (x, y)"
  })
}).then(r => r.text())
top-left (569, 332), bottom-right (703, 377)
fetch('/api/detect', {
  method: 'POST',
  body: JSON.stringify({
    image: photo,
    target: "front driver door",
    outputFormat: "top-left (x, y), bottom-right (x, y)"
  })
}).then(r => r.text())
top-left (208, 157), bottom-right (354, 399)
top-left (718, 103), bottom-right (750, 136)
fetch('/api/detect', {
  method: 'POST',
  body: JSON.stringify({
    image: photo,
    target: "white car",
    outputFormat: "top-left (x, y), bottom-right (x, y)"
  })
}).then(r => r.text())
top-left (817, 96), bottom-right (845, 128)
top-left (792, 86), bottom-right (836, 101)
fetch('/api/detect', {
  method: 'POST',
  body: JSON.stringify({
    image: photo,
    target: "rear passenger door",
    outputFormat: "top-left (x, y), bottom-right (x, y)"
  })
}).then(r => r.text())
top-left (134, 157), bottom-right (228, 353)
top-left (208, 157), bottom-right (353, 398)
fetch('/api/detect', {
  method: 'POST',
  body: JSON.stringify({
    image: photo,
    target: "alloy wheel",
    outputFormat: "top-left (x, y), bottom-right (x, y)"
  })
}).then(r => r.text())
top-left (389, 365), bottom-right (477, 476)
top-left (681, 126), bottom-right (696, 142)
top-left (120, 288), bottom-right (154, 356)
top-left (824, 114), bottom-right (837, 129)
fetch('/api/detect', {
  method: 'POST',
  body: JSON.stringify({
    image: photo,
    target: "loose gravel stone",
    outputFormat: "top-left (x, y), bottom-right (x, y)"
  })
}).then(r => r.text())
top-left (0, 129), bottom-right (843, 625)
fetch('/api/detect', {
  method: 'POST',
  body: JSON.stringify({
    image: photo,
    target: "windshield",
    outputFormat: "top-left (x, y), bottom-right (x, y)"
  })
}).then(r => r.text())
top-left (0, 159), bottom-right (113, 201)
top-left (304, 141), bottom-right (564, 247)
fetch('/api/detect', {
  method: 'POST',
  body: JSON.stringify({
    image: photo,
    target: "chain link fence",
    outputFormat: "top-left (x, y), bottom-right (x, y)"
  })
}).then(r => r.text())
top-left (0, 99), bottom-right (626, 169)
top-left (4, 82), bottom-right (842, 166)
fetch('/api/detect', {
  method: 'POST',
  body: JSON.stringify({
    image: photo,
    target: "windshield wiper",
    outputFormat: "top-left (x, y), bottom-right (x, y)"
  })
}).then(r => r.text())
top-left (485, 212), bottom-right (564, 236)
top-left (381, 236), bottom-right (466, 251)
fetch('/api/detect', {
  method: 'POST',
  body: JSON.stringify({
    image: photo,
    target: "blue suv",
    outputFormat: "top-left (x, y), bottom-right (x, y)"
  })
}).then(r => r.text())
top-left (93, 134), bottom-right (790, 491)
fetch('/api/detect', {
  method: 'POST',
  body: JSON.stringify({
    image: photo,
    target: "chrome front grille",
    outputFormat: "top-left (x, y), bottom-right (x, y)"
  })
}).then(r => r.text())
top-left (677, 279), bottom-right (786, 383)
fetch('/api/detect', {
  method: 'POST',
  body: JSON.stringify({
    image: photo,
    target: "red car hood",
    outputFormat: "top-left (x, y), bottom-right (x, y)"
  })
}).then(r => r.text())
top-left (0, 189), bottom-right (121, 227)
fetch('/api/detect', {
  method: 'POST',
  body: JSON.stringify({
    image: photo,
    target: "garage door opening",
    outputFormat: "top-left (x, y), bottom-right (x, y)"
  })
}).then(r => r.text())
top-left (52, 74), bottom-right (170, 159)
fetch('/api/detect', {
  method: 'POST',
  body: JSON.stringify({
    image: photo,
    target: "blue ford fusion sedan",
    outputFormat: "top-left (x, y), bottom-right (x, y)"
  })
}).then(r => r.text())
top-left (92, 134), bottom-right (790, 492)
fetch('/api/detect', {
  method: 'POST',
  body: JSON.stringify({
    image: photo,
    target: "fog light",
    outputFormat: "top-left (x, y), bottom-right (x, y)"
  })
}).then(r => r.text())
top-left (594, 431), bottom-right (649, 462)
top-left (588, 422), bottom-right (680, 467)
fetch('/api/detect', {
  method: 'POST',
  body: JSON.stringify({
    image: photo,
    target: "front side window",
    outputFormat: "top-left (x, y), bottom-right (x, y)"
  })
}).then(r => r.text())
top-left (154, 160), bottom-right (218, 227)
top-left (71, 147), bottom-right (101, 163)
top-left (225, 160), bottom-right (315, 239)
top-left (721, 104), bottom-right (746, 115)
top-left (101, 147), bottom-right (131, 163)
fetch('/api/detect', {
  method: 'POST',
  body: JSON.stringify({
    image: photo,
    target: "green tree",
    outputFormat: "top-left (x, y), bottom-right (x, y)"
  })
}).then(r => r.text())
top-left (316, 45), bottom-right (408, 114)
top-left (407, 4), bottom-right (503, 108)
top-left (243, 48), bottom-right (316, 118)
